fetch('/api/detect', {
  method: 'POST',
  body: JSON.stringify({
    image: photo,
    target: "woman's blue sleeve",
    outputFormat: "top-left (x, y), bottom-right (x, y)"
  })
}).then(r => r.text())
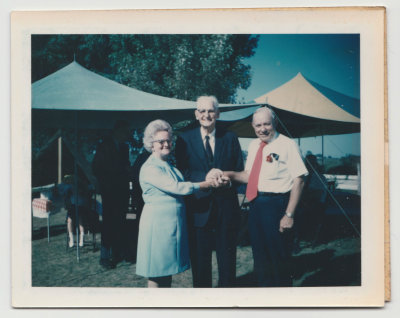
top-left (140, 165), bottom-right (200, 196)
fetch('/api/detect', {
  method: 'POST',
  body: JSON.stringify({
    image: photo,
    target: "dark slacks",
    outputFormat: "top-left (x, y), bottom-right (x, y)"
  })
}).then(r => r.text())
top-left (100, 191), bottom-right (127, 261)
top-left (248, 193), bottom-right (294, 287)
top-left (190, 205), bottom-right (237, 287)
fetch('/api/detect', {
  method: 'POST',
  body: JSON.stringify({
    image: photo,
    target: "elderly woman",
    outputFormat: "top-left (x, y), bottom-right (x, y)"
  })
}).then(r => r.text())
top-left (136, 119), bottom-right (224, 288)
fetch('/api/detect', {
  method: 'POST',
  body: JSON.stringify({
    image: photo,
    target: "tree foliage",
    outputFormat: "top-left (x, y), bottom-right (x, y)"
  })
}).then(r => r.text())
top-left (32, 34), bottom-right (259, 103)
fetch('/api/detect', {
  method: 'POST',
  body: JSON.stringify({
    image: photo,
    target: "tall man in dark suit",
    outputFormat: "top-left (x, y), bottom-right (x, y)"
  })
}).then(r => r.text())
top-left (175, 96), bottom-right (244, 287)
top-left (92, 120), bottom-right (131, 269)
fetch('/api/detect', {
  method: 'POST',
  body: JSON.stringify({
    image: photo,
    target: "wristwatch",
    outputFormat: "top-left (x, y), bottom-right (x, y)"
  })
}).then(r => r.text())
top-left (285, 212), bottom-right (294, 218)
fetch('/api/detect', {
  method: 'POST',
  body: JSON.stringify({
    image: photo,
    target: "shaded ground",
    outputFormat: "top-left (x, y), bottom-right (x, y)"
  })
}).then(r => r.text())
top-left (32, 201), bottom-right (361, 288)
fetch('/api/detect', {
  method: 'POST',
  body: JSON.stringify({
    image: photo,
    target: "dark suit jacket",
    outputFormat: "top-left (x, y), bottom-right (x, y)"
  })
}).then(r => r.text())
top-left (92, 136), bottom-right (130, 199)
top-left (175, 125), bottom-right (244, 228)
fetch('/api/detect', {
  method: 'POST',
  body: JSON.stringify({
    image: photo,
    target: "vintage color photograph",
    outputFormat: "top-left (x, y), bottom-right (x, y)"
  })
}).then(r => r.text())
top-left (11, 8), bottom-right (386, 307)
top-left (31, 33), bottom-right (361, 289)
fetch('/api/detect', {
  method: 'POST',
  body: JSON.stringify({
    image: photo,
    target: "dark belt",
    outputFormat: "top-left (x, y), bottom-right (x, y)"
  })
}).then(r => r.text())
top-left (257, 191), bottom-right (289, 197)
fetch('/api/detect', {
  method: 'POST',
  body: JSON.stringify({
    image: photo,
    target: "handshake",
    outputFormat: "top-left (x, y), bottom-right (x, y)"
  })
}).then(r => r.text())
top-left (205, 168), bottom-right (231, 188)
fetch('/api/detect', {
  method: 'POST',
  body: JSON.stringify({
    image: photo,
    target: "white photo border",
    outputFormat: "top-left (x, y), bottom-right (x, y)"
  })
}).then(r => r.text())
top-left (11, 8), bottom-right (386, 307)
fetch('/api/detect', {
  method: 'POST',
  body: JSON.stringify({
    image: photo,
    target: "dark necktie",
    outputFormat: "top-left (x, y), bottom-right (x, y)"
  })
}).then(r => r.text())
top-left (205, 135), bottom-right (214, 164)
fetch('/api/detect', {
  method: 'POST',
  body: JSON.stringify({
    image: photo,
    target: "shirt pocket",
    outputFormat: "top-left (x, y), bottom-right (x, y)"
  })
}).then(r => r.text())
top-left (261, 160), bottom-right (281, 180)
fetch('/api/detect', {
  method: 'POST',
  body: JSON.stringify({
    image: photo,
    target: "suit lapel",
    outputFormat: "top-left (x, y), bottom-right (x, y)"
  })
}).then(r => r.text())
top-left (190, 128), bottom-right (209, 171)
top-left (213, 128), bottom-right (225, 168)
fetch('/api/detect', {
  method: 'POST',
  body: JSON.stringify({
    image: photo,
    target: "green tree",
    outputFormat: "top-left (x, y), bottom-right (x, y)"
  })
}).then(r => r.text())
top-left (32, 34), bottom-right (259, 103)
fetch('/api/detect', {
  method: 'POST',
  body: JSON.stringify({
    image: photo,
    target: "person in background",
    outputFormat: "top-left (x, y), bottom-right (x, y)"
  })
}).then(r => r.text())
top-left (215, 107), bottom-right (308, 287)
top-left (92, 120), bottom-right (131, 269)
top-left (136, 119), bottom-right (222, 288)
top-left (295, 153), bottom-right (328, 244)
top-left (175, 96), bottom-right (243, 287)
top-left (57, 174), bottom-right (91, 248)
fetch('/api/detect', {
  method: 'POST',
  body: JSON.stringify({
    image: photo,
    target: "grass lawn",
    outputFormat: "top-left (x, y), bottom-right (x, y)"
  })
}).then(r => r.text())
top-left (32, 202), bottom-right (360, 288)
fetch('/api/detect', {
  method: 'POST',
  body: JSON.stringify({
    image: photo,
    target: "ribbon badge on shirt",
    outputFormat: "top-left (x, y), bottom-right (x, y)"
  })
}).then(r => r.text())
top-left (266, 153), bottom-right (279, 163)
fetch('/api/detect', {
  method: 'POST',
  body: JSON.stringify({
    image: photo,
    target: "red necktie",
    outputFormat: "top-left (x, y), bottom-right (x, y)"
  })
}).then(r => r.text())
top-left (246, 141), bottom-right (267, 201)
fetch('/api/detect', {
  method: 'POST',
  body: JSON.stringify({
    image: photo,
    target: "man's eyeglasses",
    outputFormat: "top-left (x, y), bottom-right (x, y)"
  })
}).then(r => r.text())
top-left (196, 109), bottom-right (216, 115)
top-left (153, 139), bottom-right (172, 146)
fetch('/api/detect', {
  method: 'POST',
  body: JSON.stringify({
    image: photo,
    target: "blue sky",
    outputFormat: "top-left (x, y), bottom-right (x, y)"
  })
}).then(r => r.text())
top-left (236, 34), bottom-right (360, 158)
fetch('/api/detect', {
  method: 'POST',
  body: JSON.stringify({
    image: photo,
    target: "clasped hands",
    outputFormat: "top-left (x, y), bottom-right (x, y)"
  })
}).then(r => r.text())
top-left (206, 168), bottom-right (231, 188)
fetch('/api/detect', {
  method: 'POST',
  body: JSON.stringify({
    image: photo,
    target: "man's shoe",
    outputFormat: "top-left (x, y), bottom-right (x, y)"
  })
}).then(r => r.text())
top-left (111, 254), bottom-right (124, 266)
top-left (124, 256), bottom-right (136, 265)
top-left (110, 257), bottom-right (121, 268)
top-left (99, 258), bottom-right (115, 270)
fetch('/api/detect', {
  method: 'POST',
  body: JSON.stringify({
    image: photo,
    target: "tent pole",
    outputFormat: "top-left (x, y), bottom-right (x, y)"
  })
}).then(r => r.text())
top-left (321, 135), bottom-right (324, 169)
top-left (74, 111), bottom-right (80, 262)
top-left (297, 138), bottom-right (301, 146)
top-left (58, 136), bottom-right (62, 184)
top-left (357, 162), bottom-right (361, 195)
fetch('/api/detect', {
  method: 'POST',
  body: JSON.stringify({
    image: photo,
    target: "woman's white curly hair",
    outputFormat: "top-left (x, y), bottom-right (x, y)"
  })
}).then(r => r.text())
top-left (143, 119), bottom-right (173, 153)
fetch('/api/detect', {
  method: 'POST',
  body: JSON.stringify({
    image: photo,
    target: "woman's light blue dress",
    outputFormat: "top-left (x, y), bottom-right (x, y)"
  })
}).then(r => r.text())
top-left (136, 154), bottom-right (200, 278)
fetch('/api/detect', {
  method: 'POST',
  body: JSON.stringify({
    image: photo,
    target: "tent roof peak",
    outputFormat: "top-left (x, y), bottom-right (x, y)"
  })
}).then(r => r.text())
top-left (253, 73), bottom-right (359, 123)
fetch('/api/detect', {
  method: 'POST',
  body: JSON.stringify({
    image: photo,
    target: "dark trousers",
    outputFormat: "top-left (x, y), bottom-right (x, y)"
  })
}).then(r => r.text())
top-left (100, 192), bottom-right (127, 261)
top-left (248, 193), bottom-right (294, 287)
top-left (190, 207), bottom-right (237, 288)
top-left (123, 218), bottom-right (139, 263)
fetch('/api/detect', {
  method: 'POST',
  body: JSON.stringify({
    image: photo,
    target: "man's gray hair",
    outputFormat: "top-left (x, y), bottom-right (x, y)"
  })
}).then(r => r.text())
top-left (196, 95), bottom-right (219, 112)
top-left (143, 119), bottom-right (173, 153)
top-left (252, 106), bottom-right (277, 128)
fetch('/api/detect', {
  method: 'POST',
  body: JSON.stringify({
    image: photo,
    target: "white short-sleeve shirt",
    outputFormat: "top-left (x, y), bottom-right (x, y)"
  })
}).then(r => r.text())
top-left (245, 133), bottom-right (308, 193)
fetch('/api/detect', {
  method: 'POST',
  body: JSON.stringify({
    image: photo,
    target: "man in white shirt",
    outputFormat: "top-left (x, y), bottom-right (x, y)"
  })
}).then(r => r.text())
top-left (216, 107), bottom-right (308, 286)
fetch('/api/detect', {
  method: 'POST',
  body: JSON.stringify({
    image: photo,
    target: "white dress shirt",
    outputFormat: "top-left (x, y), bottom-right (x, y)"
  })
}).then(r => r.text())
top-left (200, 128), bottom-right (216, 154)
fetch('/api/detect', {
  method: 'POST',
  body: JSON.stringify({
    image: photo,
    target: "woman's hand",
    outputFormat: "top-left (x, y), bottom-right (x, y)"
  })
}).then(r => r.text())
top-left (206, 168), bottom-right (224, 182)
top-left (200, 175), bottom-right (231, 189)
top-left (206, 169), bottom-right (231, 188)
top-left (211, 175), bottom-right (231, 188)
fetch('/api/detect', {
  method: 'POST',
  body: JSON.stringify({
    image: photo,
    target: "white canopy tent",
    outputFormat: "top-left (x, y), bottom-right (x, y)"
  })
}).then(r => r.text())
top-left (32, 63), bottom-right (362, 259)
top-left (31, 62), bottom-right (261, 261)
top-left (218, 72), bottom-right (360, 138)
top-left (255, 72), bottom-right (359, 122)
top-left (32, 61), bottom-right (258, 129)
